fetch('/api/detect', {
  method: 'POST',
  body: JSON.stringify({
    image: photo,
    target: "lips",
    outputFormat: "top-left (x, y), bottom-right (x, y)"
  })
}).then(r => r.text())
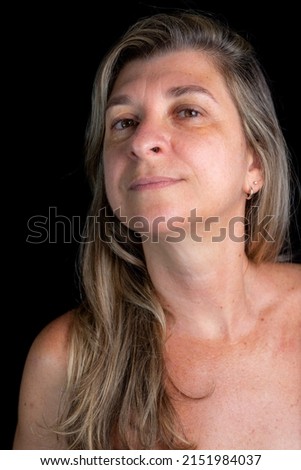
top-left (129, 176), bottom-right (182, 191)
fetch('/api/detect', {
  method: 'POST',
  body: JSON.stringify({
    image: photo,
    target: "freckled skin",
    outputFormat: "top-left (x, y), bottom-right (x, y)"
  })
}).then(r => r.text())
top-left (164, 263), bottom-right (301, 449)
top-left (101, 50), bottom-right (301, 448)
top-left (13, 50), bottom-right (301, 450)
top-left (103, 50), bottom-right (257, 234)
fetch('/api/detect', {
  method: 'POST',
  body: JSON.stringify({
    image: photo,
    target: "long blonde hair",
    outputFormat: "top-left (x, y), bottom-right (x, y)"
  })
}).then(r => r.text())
top-left (55, 10), bottom-right (293, 449)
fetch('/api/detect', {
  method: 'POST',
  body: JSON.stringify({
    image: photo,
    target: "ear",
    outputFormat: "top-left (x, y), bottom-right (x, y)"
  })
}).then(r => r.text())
top-left (243, 149), bottom-right (264, 196)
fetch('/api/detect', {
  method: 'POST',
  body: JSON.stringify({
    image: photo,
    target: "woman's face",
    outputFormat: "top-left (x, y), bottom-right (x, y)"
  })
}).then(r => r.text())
top-left (103, 49), bottom-right (260, 236)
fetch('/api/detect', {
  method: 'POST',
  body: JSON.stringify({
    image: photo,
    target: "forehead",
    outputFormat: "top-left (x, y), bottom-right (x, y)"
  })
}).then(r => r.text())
top-left (110, 49), bottom-right (227, 95)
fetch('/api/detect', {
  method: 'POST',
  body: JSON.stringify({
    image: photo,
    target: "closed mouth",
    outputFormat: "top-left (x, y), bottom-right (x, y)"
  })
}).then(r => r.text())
top-left (129, 176), bottom-right (182, 191)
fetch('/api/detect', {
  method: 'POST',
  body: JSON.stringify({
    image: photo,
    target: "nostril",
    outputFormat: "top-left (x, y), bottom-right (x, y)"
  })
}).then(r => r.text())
top-left (151, 146), bottom-right (160, 153)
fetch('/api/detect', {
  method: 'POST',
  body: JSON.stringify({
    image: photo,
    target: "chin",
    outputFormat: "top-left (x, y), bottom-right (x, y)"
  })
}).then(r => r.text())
top-left (120, 205), bottom-right (191, 242)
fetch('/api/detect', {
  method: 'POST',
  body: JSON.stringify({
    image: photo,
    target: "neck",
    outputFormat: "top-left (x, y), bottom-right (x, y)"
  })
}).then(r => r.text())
top-left (142, 235), bottom-right (256, 341)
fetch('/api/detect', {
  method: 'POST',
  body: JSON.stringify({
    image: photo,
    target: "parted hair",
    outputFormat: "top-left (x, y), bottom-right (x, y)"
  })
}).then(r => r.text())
top-left (53, 10), bottom-right (293, 449)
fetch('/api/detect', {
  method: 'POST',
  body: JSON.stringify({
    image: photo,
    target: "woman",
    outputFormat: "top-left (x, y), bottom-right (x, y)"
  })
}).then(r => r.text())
top-left (14, 10), bottom-right (301, 450)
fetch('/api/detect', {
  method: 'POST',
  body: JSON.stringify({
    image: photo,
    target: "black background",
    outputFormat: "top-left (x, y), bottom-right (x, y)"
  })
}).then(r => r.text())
top-left (7, 0), bottom-right (301, 450)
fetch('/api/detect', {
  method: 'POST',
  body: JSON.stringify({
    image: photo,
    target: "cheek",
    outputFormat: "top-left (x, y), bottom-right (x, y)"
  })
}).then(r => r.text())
top-left (186, 137), bottom-right (248, 199)
top-left (103, 156), bottom-right (113, 183)
top-left (181, 137), bottom-right (222, 175)
top-left (103, 151), bottom-right (128, 211)
top-left (103, 157), bottom-right (118, 204)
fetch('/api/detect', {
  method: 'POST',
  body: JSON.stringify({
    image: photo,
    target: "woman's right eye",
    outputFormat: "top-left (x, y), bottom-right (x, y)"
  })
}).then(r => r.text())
top-left (112, 118), bottom-right (138, 130)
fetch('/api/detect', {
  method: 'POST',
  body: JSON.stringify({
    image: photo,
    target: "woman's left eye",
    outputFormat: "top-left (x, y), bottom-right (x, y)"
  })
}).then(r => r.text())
top-left (177, 108), bottom-right (201, 118)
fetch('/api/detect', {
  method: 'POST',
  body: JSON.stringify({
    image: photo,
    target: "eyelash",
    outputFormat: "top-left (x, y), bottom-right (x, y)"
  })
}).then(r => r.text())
top-left (177, 108), bottom-right (201, 119)
top-left (111, 118), bottom-right (138, 130)
top-left (111, 107), bottom-right (203, 130)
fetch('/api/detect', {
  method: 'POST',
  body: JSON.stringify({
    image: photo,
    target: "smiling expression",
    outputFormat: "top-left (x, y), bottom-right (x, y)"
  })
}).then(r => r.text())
top-left (103, 49), bottom-right (259, 234)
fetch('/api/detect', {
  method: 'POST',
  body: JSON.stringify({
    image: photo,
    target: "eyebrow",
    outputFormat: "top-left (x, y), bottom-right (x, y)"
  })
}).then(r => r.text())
top-left (167, 85), bottom-right (217, 103)
top-left (106, 95), bottom-right (132, 111)
top-left (106, 84), bottom-right (217, 111)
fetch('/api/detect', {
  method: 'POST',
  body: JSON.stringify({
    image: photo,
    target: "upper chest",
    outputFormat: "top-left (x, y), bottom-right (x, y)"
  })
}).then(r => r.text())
top-left (164, 319), bottom-right (301, 449)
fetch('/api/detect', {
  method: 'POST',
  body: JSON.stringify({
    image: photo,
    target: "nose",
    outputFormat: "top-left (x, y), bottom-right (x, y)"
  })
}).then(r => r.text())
top-left (129, 118), bottom-right (168, 159)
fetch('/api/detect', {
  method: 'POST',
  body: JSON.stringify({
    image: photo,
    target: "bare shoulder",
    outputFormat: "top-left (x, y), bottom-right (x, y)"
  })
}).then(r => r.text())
top-left (21, 309), bottom-right (74, 381)
top-left (258, 261), bottom-right (300, 292)
top-left (267, 261), bottom-right (301, 298)
top-left (256, 261), bottom-right (301, 323)
top-left (29, 309), bottom-right (74, 365)
top-left (13, 310), bottom-right (75, 449)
